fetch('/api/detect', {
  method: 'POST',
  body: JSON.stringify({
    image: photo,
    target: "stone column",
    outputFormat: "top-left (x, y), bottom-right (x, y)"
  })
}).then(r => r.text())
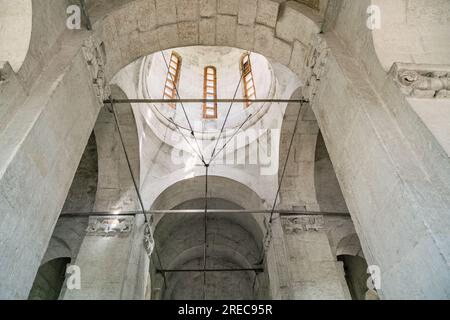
top-left (62, 215), bottom-right (149, 300)
top-left (265, 215), bottom-right (293, 299)
top-left (281, 215), bottom-right (351, 299)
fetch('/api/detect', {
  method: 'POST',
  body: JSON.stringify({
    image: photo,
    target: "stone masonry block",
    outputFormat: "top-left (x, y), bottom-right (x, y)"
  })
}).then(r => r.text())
top-left (156, 0), bottom-right (177, 26)
top-left (218, 0), bottom-right (239, 15)
top-left (256, 0), bottom-right (280, 28)
top-left (178, 21), bottom-right (199, 46)
top-left (236, 25), bottom-right (255, 51)
top-left (272, 38), bottom-right (293, 66)
top-left (216, 15), bottom-right (237, 46)
top-left (200, 0), bottom-right (217, 17)
top-left (238, 0), bottom-right (257, 26)
top-left (176, 0), bottom-right (199, 22)
top-left (254, 24), bottom-right (274, 58)
top-left (199, 18), bottom-right (216, 45)
top-left (276, 1), bottom-right (321, 43)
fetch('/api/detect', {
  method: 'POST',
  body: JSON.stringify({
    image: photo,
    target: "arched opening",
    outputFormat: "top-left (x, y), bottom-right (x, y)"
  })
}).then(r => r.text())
top-left (28, 257), bottom-right (71, 300)
top-left (149, 176), bottom-right (269, 300)
top-left (0, 0), bottom-right (32, 72)
top-left (336, 233), bottom-right (379, 300)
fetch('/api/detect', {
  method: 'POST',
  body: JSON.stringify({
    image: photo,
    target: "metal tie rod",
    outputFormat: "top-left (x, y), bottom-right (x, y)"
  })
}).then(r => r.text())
top-left (104, 98), bottom-right (309, 104)
top-left (60, 209), bottom-right (350, 217)
top-left (156, 268), bottom-right (264, 274)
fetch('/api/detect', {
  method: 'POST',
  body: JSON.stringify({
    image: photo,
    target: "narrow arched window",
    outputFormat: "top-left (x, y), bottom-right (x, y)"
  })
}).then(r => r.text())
top-left (241, 53), bottom-right (256, 108)
top-left (203, 66), bottom-right (218, 119)
top-left (163, 51), bottom-right (182, 109)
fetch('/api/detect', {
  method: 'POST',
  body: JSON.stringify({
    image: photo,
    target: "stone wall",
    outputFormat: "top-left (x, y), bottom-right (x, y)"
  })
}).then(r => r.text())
top-left (0, 31), bottom-right (102, 298)
top-left (311, 1), bottom-right (450, 298)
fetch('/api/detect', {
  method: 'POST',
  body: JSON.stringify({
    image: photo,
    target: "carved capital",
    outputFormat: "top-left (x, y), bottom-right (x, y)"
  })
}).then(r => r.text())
top-left (86, 216), bottom-right (133, 237)
top-left (281, 215), bottom-right (324, 234)
top-left (390, 63), bottom-right (450, 99)
top-left (143, 222), bottom-right (155, 257)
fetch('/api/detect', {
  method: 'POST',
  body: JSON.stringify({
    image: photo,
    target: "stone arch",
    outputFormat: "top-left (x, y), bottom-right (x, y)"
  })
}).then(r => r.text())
top-left (0, 0), bottom-right (32, 72)
top-left (93, 85), bottom-right (141, 212)
top-left (151, 175), bottom-right (266, 213)
top-left (336, 233), bottom-right (364, 258)
top-left (88, 0), bottom-right (323, 80)
top-left (278, 88), bottom-right (320, 210)
top-left (149, 175), bottom-right (268, 299)
top-left (314, 131), bottom-right (348, 213)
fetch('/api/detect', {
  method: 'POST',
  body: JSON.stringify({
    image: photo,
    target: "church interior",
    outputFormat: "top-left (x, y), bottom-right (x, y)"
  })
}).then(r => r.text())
top-left (0, 0), bottom-right (449, 300)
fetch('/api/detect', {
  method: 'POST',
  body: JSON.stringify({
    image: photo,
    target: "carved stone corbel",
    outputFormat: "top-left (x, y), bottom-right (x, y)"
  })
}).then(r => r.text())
top-left (281, 215), bottom-right (325, 234)
top-left (390, 63), bottom-right (450, 99)
top-left (304, 35), bottom-right (330, 102)
top-left (86, 216), bottom-right (133, 237)
top-left (82, 36), bottom-right (111, 105)
top-left (143, 222), bottom-right (155, 257)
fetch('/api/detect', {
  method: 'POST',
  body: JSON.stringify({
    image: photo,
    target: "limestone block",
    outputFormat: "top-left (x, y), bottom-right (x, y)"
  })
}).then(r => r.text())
top-left (139, 29), bottom-right (160, 57)
top-left (178, 21), bottom-right (199, 46)
top-left (157, 24), bottom-right (180, 50)
top-left (256, 0), bottom-right (280, 28)
top-left (114, 6), bottom-right (138, 36)
top-left (272, 38), bottom-right (292, 66)
top-left (301, 103), bottom-right (316, 121)
top-left (276, 1), bottom-right (321, 44)
top-left (120, 31), bottom-right (142, 62)
top-left (100, 15), bottom-right (118, 44)
top-left (236, 25), bottom-right (255, 51)
top-left (176, 0), bottom-right (199, 22)
top-left (218, 0), bottom-right (239, 15)
top-left (238, 0), bottom-right (257, 26)
top-left (200, 0), bottom-right (217, 17)
top-left (216, 15), bottom-right (237, 47)
top-left (199, 18), bottom-right (216, 45)
top-left (156, 0), bottom-right (177, 26)
top-left (296, 120), bottom-right (319, 135)
top-left (137, 0), bottom-right (157, 31)
top-left (289, 40), bottom-right (309, 80)
top-left (294, 134), bottom-right (317, 162)
top-left (254, 24), bottom-right (274, 58)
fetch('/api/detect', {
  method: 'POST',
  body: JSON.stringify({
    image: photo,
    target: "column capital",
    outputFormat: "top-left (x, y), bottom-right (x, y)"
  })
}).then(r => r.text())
top-left (86, 216), bottom-right (134, 237)
top-left (281, 215), bottom-right (324, 234)
top-left (389, 62), bottom-right (450, 99)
